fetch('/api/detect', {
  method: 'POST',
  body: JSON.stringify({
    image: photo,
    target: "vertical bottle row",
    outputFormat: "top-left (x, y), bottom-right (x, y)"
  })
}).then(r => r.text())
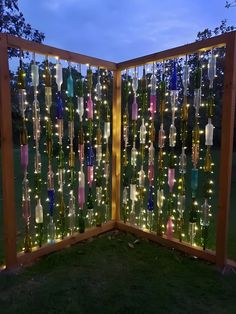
top-left (67, 62), bottom-right (76, 235)
top-left (45, 58), bottom-right (55, 244)
top-left (95, 68), bottom-right (103, 226)
top-left (166, 60), bottom-right (178, 239)
top-left (55, 59), bottom-right (65, 239)
top-left (177, 56), bottom-right (189, 242)
top-left (77, 64), bottom-right (85, 233)
top-left (130, 68), bottom-right (138, 224)
top-left (86, 67), bottom-right (95, 226)
top-left (138, 67), bottom-right (146, 228)
top-left (156, 62), bottom-right (166, 235)
top-left (103, 71), bottom-right (111, 222)
top-left (31, 54), bottom-right (43, 247)
top-left (18, 57), bottom-right (32, 252)
top-left (200, 50), bottom-right (216, 249)
top-left (122, 71), bottom-right (130, 223)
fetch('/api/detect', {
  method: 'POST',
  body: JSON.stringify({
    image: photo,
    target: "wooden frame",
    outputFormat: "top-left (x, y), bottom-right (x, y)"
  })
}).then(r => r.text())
top-left (0, 31), bottom-right (235, 270)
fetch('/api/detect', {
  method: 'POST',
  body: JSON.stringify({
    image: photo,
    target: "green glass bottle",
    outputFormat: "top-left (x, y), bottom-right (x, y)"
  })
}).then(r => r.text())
top-left (193, 60), bottom-right (202, 90)
top-left (78, 209), bottom-right (85, 233)
top-left (207, 89), bottom-right (214, 118)
top-left (46, 120), bottom-right (53, 160)
top-left (141, 67), bottom-right (147, 115)
top-left (17, 59), bottom-right (26, 90)
top-left (87, 187), bottom-right (94, 210)
top-left (168, 149), bottom-right (175, 169)
top-left (87, 68), bottom-right (93, 92)
top-left (189, 198), bottom-right (198, 245)
top-left (34, 172), bottom-right (42, 196)
top-left (204, 146), bottom-right (212, 173)
top-left (44, 59), bottom-right (51, 87)
top-left (24, 223), bottom-right (32, 253)
top-left (20, 121), bottom-right (28, 145)
top-left (159, 74), bottom-right (166, 119)
top-left (58, 191), bottom-right (66, 239)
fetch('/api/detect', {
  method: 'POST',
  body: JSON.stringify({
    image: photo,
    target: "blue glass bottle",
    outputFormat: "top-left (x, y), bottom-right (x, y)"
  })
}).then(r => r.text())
top-left (148, 185), bottom-right (154, 211)
top-left (87, 143), bottom-right (94, 166)
top-left (48, 189), bottom-right (55, 217)
top-left (170, 61), bottom-right (177, 91)
top-left (67, 72), bottom-right (74, 97)
top-left (57, 91), bottom-right (63, 119)
top-left (191, 168), bottom-right (198, 197)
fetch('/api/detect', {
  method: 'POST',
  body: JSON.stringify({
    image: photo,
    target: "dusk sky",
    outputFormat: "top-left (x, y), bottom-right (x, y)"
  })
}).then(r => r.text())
top-left (20, 0), bottom-right (236, 62)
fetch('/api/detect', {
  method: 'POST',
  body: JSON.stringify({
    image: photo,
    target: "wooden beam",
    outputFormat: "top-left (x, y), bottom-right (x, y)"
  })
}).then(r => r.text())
top-left (17, 221), bottom-right (115, 266)
top-left (116, 221), bottom-right (216, 263)
top-left (112, 70), bottom-right (121, 220)
top-left (116, 32), bottom-right (233, 70)
top-left (0, 34), bottom-right (17, 269)
top-left (216, 32), bottom-right (236, 268)
top-left (5, 34), bottom-right (117, 71)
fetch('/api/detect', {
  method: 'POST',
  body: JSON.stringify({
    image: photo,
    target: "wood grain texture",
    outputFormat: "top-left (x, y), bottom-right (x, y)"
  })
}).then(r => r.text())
top-left (112, 70), bottom-right (121, 220)
top-left (5, 34), bottom-right (116, 70)
top-left (216, 32), bottom-right (236, 268)
top-left (0, 34), bottom-right (17, 269)
top-left (17, 221), bottom-right (115, 266)
top-left (116, 32), bottom-right (233, 70)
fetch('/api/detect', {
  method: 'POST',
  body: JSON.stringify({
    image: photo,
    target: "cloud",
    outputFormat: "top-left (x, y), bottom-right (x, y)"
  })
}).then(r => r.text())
top-left (19, 0), bottom-right (236, 62)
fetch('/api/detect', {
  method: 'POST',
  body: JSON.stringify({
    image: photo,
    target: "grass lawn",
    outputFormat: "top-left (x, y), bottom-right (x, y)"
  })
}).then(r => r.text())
top-left (0, 231), bottom-right (236, 314)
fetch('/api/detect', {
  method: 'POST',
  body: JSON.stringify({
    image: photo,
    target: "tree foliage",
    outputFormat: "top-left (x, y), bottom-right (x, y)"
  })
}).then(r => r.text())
top-left (0, 0), bottom-right (44, 57)
top-left (196, 19), bottom-right (235, 40)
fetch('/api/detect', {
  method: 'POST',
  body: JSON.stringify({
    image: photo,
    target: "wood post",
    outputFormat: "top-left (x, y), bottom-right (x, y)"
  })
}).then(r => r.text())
top-left (112, 70), bottom-right (121, 220)
top-left (0, 34), bottom-right (17, 269)
top-left (216, 32), bottom-right (236, 268)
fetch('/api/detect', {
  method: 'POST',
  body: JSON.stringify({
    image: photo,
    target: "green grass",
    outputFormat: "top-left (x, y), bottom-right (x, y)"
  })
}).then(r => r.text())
top-left (0, 231), bottom-right (236, 314)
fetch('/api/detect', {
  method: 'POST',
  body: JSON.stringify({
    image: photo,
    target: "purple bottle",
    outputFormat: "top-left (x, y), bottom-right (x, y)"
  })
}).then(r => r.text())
top-left (150, 95), bottom-right (156, 117)
top-left (21, 144), bottom-right (28, 173)
top-left (168, 168), bottom-right (175, 193)
top-left (87, 96), bottom-right (93, 119)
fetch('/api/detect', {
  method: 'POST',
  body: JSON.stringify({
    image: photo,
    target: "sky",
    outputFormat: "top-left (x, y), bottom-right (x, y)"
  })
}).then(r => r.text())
top-left (19, 0), bottom-right (236, 63)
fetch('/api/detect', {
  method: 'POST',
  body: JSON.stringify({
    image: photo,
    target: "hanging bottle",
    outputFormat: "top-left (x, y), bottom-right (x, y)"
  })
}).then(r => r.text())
top-left (179, 147), bottom-right (187, 174)
top-left (18, 58), bottom-right (27, 118)
top-left (189, 198), bottom-right (198, 245)
top-left (68, 192), bottom-right (76, 234)
top-left (78, 169), bottom-right (85, 209)
top-left (47, 165), bottom-right (55, 243)
top-left (87, 187), bottom-right (94, 226)
top-left (77, 65), bottom-right (84, 122)
top-left (158, 124), bottom-right (165, 148)
top-left (45, 58), bottom-right (52, 114)
top-left (200, 199), bottom-right (210, 250)
top-left (208, 51), bottom-right (216, 89)
top-left (140, 118), bottom-right (146, 144)
top-left (193, 59), bottom-right (202, 117)
top-left (104, 114), bottom-right (110, 143)
top-left (87, 144), bottom-right (94, 187)
top-left (131, 143), bottom-right (137, 168)
top-left (168, 150), bottom-right (175, 193)
top-left (183, 57), bottom-right (189, 97)
top-left (150, 63), bottom-right (156, 116)
top-left (205, 118), bottom-right (214, 146)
